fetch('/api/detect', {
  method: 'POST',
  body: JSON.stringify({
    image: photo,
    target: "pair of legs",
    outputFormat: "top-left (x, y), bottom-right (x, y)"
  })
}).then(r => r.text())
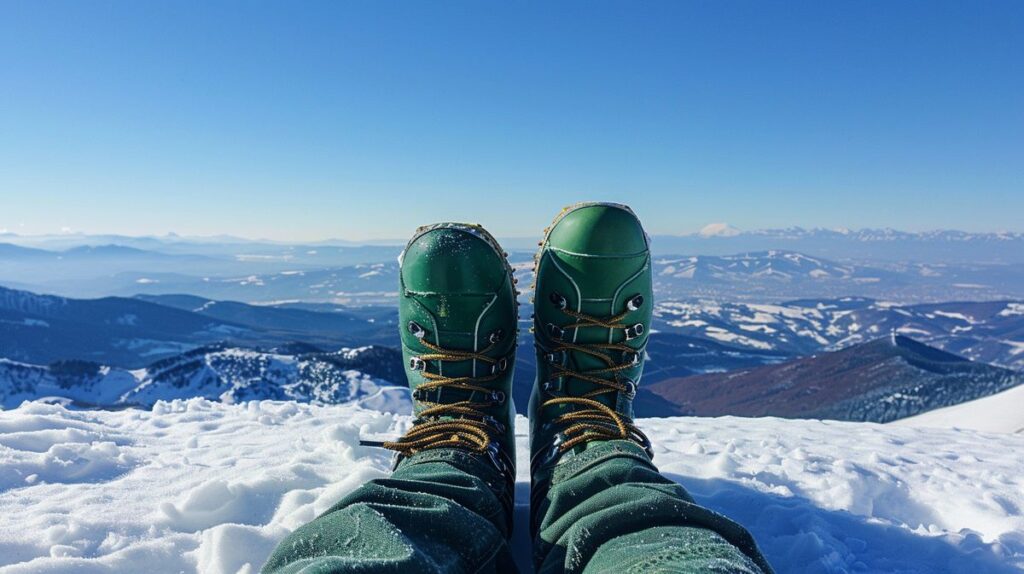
top-left (263, 204), bottom-right (772, 573)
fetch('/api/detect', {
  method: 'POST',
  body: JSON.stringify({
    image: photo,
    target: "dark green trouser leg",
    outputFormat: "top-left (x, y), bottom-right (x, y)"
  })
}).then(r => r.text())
top-left (533, 441), bottom-right (774, 574)
top-left (262, 448), bottom-right (517, 574)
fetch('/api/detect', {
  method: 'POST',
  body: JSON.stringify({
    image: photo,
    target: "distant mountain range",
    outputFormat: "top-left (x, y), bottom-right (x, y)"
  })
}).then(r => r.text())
top-left (154, 250), bottom-right (1021, 304)
top-left (3, 226), bottom-right (1024, 300)
top-left (648, 227), bottom-right (1024, 264)
top-left (3, 282), bottom-right (1022, 381)
top-left (8, 226), bottom-right (1021, 259)
top-left (2, 283), bottom-right (1022, 421)
top-left (4, 227), bottom-right (1023, 424)
top-left (0, 241), bottom-right (402, 290)
top-left (5, 249), bottom-right (1015, 304)
top-left (646, 251), bottom-right (1024, 302)
top-left (641, 335), bottom-right (1023, 422)
top-left (0, 286), bottom-right (397, 367)
top-left (2, 332), bottom-right (1017, 426)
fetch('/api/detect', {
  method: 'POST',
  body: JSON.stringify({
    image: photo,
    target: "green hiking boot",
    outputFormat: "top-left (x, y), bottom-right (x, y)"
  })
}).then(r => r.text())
top-left (528, 203), bottom-right (654, 507)
top-left (373, 222), bottom-right (519, 509)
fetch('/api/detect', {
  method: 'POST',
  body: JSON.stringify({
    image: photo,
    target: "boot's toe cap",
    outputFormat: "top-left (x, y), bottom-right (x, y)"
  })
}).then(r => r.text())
top-left (401, 225), bottom-right (507, 293)
top-left (547, 204), bottom-right (648, 257)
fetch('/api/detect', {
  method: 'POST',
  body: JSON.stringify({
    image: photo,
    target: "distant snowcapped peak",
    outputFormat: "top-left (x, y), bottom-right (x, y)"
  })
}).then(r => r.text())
top-left (698, 223), bottom-right (742, 238)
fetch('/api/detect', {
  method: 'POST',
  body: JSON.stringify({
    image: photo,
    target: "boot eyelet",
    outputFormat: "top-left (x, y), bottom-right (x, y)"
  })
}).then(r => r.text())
top-left (489, 391), bottom-right (506, 405)
top-left (641, 434), bottom-right (654, 460)
top-left (486, 441), bottom-right (507, 473)
top-left (549, 292), bottom-right (568, 309)
top-left (622, 380), bottom-right (637, 399)
top-left (545, 351), bottom-right (563, 364)
top-left (547, 324), bottom-right (564, 340)
top-left (408, 321), bottom-right (426, 338)
top-left (491, 357), bottom-right (509, 374)
top-left (623, 351), bottom-right (640, 366)
top-left (627, 294), bottom-right (645, 311)
top-left (409, 357), bottom-right (427, 371)
top-left (484, 416), bottom-right (506, 433)
top-left (624, 323), bottom-right (644, 340)
top-left (488, 329), bottom-right (504, 344)
top-left (541, 434), bottom-right (566, 466)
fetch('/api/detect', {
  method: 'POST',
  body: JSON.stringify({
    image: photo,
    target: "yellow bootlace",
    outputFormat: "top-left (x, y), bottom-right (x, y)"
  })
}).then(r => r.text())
top-left (380, 338), bottom-right (506, 457)
top-left (540, 308), bottom-right (650, 454)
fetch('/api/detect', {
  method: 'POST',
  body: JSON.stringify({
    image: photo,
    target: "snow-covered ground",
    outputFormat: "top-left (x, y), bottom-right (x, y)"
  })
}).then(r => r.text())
top-left (0, 400), bottom-right (1022, 573)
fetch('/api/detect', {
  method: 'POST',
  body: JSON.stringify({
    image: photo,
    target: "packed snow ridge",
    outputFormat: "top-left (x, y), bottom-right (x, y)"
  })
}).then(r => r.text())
top-left (0, 400), bottom-right (1021, 573)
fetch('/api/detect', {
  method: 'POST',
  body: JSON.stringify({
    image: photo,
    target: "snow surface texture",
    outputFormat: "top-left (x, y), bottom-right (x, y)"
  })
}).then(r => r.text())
top-left (0, 400), bottom-right (1022, 573)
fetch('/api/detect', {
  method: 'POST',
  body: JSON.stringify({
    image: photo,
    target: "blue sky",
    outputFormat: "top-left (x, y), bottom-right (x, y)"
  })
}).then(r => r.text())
top-left (1, 1), bottom-right (1021, 240)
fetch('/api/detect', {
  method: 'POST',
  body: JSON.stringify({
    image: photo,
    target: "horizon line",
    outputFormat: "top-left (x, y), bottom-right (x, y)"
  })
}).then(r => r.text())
top-left (2, 225), bottom-right (1023, 246)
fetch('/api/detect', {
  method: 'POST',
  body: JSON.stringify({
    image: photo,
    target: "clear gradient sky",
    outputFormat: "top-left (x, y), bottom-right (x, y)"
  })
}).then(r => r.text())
top-left (1, 1), bottom-right (1022, 241)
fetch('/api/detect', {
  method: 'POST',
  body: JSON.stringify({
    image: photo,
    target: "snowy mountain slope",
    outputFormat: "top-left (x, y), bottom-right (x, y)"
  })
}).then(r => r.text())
top-left (653, 298), bottom-right (1024, 370)
top-left (125, 346), bottom-right (410, 412)
top-left (0, 347), bottom-right (410, 413)
top-left (892, 383), bottom-right (1024, 434)
top-left (4, 311), bottom-right (1017, 423)
top-left (0, 400), bottom-right (1021, 573)
top-left (0, 359), bottom-right (144, 407)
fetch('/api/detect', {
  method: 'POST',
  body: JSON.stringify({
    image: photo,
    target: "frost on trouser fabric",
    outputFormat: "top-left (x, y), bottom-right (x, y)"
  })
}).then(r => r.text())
top-left (261, 450), bottom-right (517, 574)
top-left (534, 440), bottom-right (772, 574)
top-left (588, 527), bottom-right (765, 573)
top-left (263, 438), bottom-right (770, 574)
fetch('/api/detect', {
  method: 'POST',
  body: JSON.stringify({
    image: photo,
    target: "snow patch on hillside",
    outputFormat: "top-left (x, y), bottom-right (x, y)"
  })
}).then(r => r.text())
top-left (999, 303), bottom-right (1024, 317)
top-left (0, 401), bottom-right (1021, 573)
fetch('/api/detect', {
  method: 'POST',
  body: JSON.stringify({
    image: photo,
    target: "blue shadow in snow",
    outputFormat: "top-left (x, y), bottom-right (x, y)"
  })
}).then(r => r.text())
top-left (665, 474), bottom-right (1021, 574)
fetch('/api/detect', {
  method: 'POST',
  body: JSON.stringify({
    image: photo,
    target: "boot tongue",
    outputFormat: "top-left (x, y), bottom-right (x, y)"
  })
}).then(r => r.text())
top-left (563, 301), bottom-right (620, 408)
top-left (410, 293), bottom-right (493, 380)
